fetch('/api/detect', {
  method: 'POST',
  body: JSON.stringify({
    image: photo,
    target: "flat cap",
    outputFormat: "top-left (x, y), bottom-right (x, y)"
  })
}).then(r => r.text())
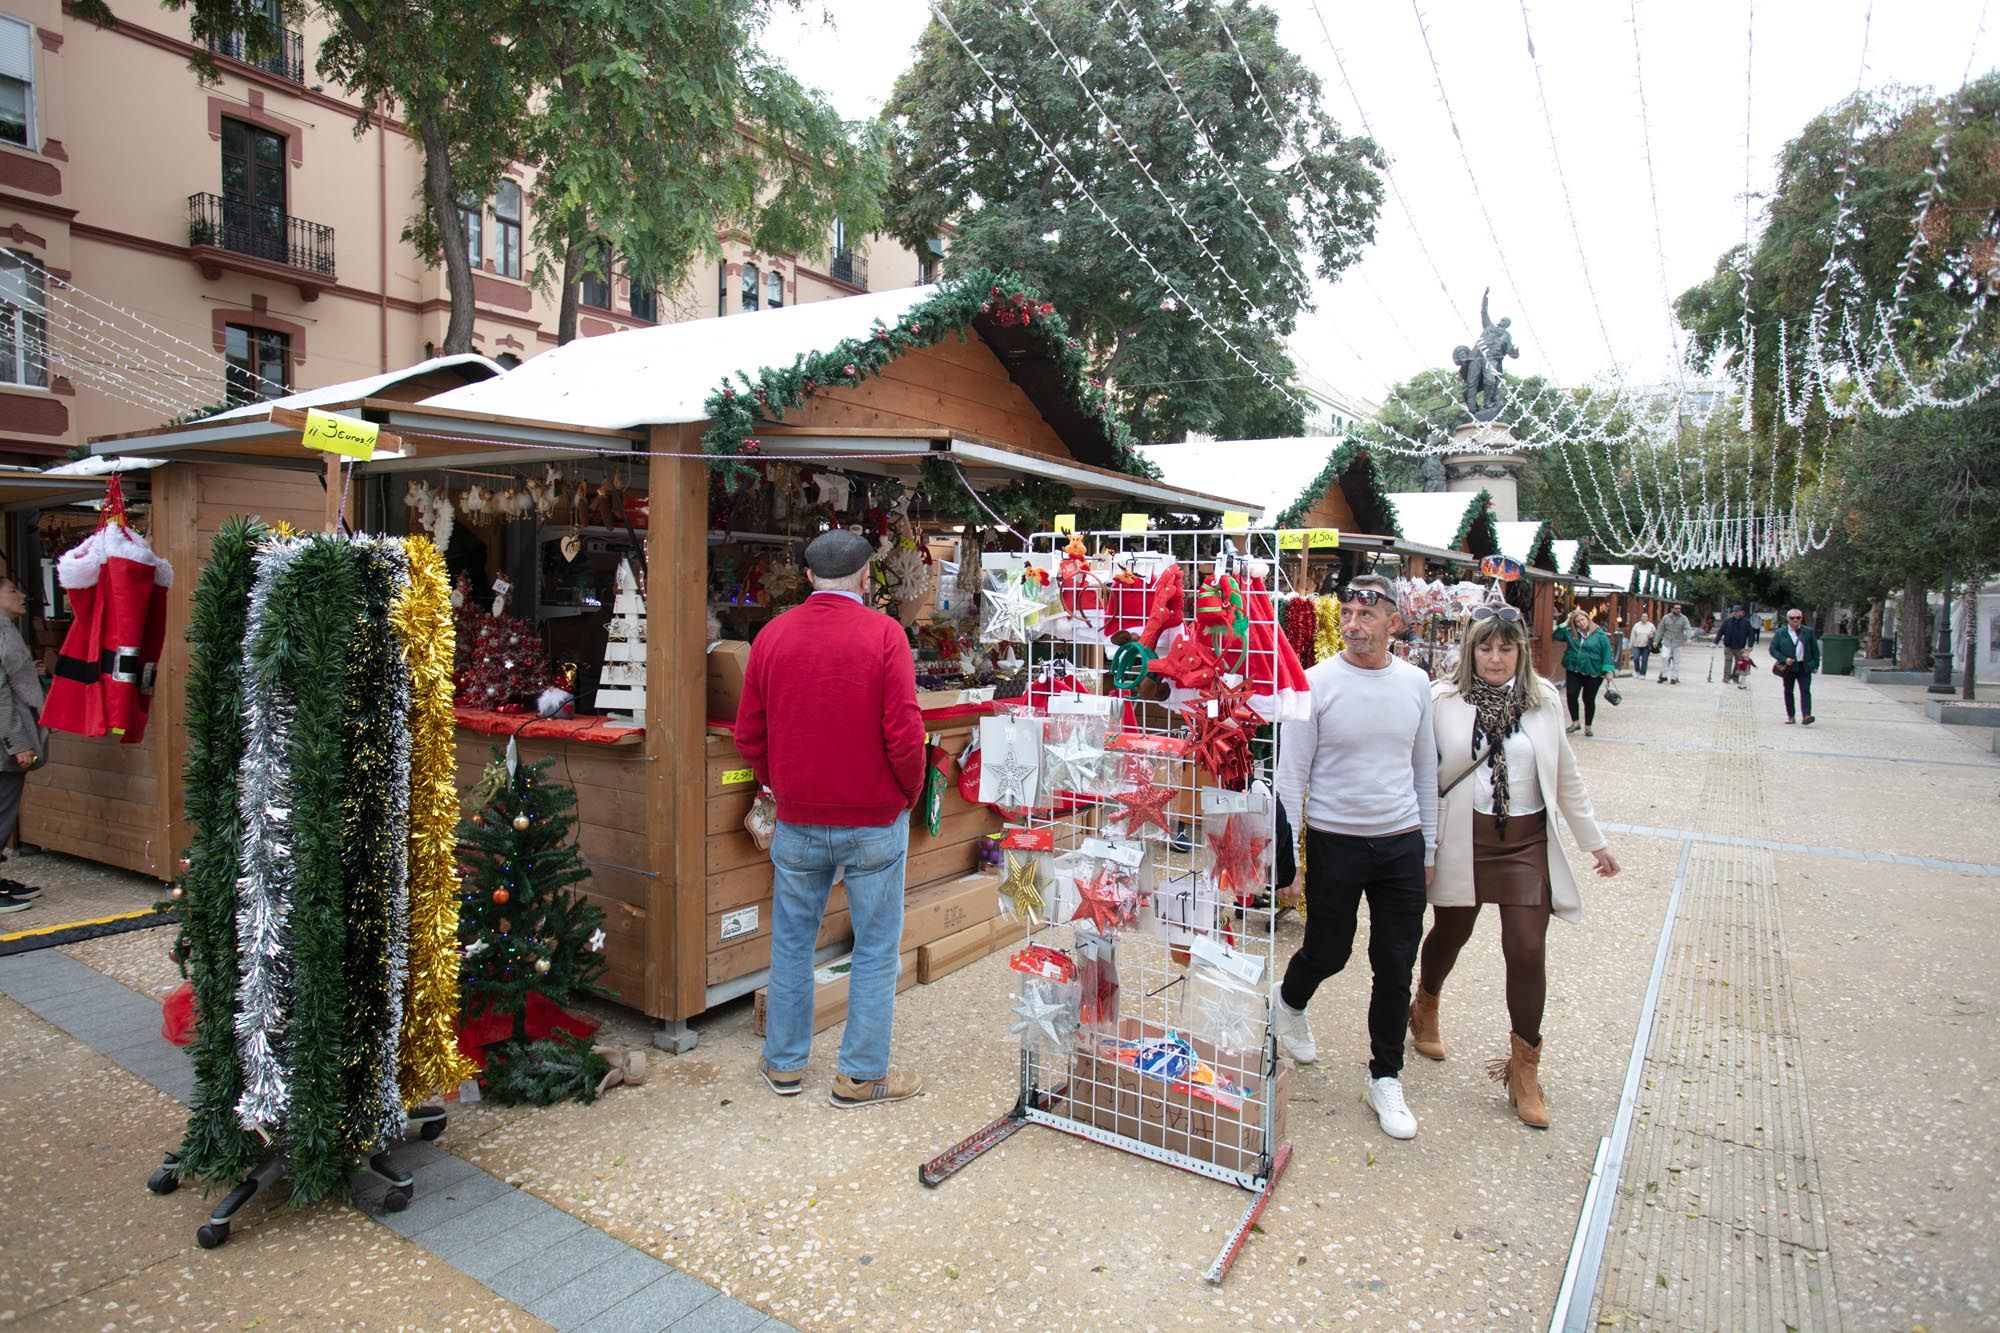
top-left (804, 529), bottom-right (873, 579)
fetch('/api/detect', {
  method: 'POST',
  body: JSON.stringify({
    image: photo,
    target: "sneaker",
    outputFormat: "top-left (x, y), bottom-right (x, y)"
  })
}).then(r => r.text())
top-left (1802, 715), bottom-right (1815, 726)
top-left (1657, 675), bottom-right (1666, 683)
top-left (1672, 678), bottom-right (1680, 685)
top-left (759, 1059), bottom-right (803, 1097)
top-left (1273, 997), bottom-right (1317, 1064)
top-left (1785, 716), bottom-right (1796, 724)
top-left (0, 878), bottom-right (41, 899)
top-left (0, 892), bottom-right (30, 915)
top-left (1565, 722), bottom-right (1581, 735)
top-left (1584, 726), bottom-right (1593, 737)
top-left (829, 1067), bottom-right (922, 1108)
top-left (1366, 1075), bottom-right (1418, 1140)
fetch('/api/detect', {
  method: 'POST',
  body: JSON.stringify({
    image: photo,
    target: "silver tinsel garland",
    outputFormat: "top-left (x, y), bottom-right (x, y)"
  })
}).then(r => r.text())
top-left (366, 537), bottom-right (415, 1144)
top-left (233, 535), bottom-right (303, 1134)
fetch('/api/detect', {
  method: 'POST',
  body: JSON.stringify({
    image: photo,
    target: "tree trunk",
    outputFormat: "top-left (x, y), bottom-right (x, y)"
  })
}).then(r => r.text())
top-left (419, 113), bottom-right (476, 355)
top-left (1866, 599), bottom-right (1884, 660)
top-left (1960, 581), bottom-right (1979, 701)
top-left (1897, 575), bottom-right (1930, 670)
top-left (556, 233), bottom-right (586, 346)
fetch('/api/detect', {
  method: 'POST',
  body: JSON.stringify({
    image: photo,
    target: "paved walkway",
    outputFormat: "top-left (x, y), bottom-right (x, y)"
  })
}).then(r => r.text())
top-left (2, 641), bottom-right (1994, 1330)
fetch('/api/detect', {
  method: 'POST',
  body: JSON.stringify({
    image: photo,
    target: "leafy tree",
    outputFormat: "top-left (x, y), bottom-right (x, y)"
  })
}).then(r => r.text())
top-left (883, 0), bottom-right (1384, 443)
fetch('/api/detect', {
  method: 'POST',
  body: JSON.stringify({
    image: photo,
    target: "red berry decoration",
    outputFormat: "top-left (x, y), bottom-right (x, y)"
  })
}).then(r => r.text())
top-left (492, 888), bottom-right (511, 906)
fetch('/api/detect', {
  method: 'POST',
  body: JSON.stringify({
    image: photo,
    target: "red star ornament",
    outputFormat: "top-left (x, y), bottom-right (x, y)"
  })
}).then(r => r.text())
top-left (1109, 777), bottom-right (1175, 837)
top-left (1207, 814), bottom-right (1272, 902)
top-left (1071, 863), bottom-right (1139, 932)
top-left (1185, 676), bottom-right (1261, 790)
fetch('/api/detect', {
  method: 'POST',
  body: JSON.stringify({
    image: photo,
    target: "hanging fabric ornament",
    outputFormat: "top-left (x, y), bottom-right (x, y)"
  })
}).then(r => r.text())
top-left (1193, 570), bottom-right (1250, 673)
top-left (1185, 676), bottom-right (1262, 791)
top-left (1146, 628), bottom-right (1222, 693)
top-left (1238, 567), bottom-right (1313, 724)
top-left (1102, 556), bottom-right (1153, 639)
top-left (43, 474), bottom-right (174, 743)
top-left (1055, 533), bottom-right (1103, 626)
top-left (1137, 561), bottom-right (1185, 650)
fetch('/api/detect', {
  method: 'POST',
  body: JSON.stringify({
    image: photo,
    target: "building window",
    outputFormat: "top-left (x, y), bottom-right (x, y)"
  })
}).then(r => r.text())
top-left (1, 248), bottom-right (47, 388)
top-left (220, 117), bottom-right (288, 264)
top-left (717, 261), bottom-right (727, 317)
top-left (494, 352), bottom-right (521, 369)
top-left (456, 194), bottom-right (482, 269)
top-left (224, 323), bottom-right (290, 406)
top-left (0, 15), bottom-right (31, 149)
top-left (766, 270), bottom-right (783, 310)
top-left (918, 235), bottom-right (943, 284)
top-left (740, 262), bottom-right (759, 312)
top-left (579, 238), bottom-right (612, 310)
top-left (494, 180), bottom-right (523, 280)
top-left (629, 279), bottom-right (657, 323)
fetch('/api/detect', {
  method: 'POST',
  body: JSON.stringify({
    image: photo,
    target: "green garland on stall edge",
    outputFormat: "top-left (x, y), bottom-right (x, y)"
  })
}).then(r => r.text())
top-left (252, 535), bottom-right (361, 1206)
top-left (700, 268), bottom-right (1162, 494)
top-left (1454, 487), bottom-right (1498, 552)
top-left (1275, 437), bottom-right (1405, 539)
top-left (174, 516), bottom-right (265, 1188)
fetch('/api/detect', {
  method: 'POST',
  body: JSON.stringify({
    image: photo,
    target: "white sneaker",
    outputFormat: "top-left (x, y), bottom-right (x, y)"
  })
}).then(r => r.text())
top-left (1366, 1076), bottom-right (1417, 1139)
top-left (1273, 997), bottom-right (1317, 1064)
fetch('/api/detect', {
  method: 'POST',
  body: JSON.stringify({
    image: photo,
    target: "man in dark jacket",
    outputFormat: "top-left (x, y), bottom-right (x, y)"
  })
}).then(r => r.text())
top-left (736, 530), bottom-right (927, 1108)
top-left (1771, 608), bottom-right (1820, 725)
top-left (1716, 606), bottom-right (1757, 688)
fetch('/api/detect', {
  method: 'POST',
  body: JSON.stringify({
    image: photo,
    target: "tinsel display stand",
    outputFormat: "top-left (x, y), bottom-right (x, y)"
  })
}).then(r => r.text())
top-left (147, 523), bottom-right (473, 1249)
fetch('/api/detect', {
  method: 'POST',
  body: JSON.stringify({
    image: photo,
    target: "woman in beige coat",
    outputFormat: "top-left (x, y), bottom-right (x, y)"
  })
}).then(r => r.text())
top-left (1406, 605), bottom-right (1619, 1126)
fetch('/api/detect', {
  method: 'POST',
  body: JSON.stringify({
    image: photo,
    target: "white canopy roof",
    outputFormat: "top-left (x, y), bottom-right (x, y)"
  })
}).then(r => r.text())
top-left (1384, 491), bottom-right (1482, 552)
top-left (422, 287), bottom-right (940, 430)
top-left (1594, 563), bottom-right (1638, 592)
top-left (1551, 539), bottom-right (1583, 575)
top-left (1135, 438), bottom-right (1334, 522)
top-left (203, 353), bottom-right (504, 423)
top-left (1493, 520), bottom-right (1549, 566)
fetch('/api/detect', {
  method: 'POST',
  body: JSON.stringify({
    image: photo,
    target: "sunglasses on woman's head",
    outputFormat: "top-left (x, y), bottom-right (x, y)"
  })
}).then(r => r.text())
top-left (1470, 604), bottom-right (1524, 624)
top-left (1336, 587), bottom-right (1391, 607)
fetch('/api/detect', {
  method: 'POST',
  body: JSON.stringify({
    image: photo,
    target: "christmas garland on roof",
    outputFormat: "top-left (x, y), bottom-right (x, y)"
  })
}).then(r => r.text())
top-left (699, 269), bottom-right (1160, 490)
top-left (174, 515), bottom-right (264, 1188)
top-left (1455, 487), bottom-right (1498, 552)
top-left (1276, 438), bottom-right (1402, 537)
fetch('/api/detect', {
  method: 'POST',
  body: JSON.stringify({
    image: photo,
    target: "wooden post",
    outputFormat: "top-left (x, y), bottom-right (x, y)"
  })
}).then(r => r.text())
top-left (150, 463), bottom-right (199, 879)
top-left (322, 452), bottom-right (345, 532)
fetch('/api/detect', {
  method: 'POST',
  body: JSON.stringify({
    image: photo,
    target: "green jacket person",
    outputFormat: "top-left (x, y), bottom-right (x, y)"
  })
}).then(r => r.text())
top-left (1770, 609), bottom-right (1819, 726)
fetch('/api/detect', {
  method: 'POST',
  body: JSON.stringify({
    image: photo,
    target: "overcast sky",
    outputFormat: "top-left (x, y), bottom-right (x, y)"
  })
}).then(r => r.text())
top-left (761, 0), bottom-right (1990, 407)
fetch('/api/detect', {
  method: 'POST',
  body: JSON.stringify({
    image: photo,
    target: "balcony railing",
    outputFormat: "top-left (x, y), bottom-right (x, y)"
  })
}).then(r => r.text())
top-left (208, 25), bottom-right (306, 86)
top-left (829, 249), bottom-right (868, 290)
top-left (188, 192), bottom-right (336, 279)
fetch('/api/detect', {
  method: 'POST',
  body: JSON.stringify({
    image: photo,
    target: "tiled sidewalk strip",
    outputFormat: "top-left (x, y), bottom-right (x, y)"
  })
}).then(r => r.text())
top-left (0, 949), bottom-right (783, 1333)
top-left (1598, 822), bottom-right (2000, 877)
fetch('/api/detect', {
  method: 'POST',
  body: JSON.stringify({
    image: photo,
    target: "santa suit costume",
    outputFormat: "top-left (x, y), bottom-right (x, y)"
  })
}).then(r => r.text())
top-left (43, 516), bottom-right (173, 744)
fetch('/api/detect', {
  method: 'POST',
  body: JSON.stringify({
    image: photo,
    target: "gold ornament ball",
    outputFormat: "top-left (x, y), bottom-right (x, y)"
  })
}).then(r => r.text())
top-left (169, 884), bottom-right (185, 901)
top-left (492, 888), bottom-right (511, 906)
top-left (534, 958), bottom-right (551, 975)
top-left (512, 814), bottom-right (531, 831)
top-left (472, 813), bottom-right (485, 826)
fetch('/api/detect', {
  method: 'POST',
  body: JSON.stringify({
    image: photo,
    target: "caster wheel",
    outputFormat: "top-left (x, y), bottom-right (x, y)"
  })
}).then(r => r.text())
top-left (384, 1186), bottom-right (412, 1213)
top-left (196, 1222), bottom-right (229, 1249)
top-left (148, 1166), bottom-right (181, 1195)
top-left (420, 1119), bottom-right (445, 1142)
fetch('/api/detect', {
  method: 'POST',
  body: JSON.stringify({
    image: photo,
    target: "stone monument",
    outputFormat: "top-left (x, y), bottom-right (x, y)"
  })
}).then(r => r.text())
top-left (1445, 287), bottom-right (1525, 523)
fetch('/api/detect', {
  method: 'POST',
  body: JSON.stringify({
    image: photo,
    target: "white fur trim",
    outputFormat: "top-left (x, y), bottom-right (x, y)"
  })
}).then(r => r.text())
top-left (56, 523), bottom-right (170, 591)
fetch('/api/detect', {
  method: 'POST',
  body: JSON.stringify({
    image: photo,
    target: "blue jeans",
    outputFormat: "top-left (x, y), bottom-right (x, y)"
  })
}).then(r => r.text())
top-left (1633, 646), bottom-right (1651, 676)
top-left (763, 811), bottom-right (909, 1081)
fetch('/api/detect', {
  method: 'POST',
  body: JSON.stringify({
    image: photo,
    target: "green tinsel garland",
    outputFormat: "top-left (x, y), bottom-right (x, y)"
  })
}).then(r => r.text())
top-left (1275, 439), bottom-right (1404, 537)
top-left (699, 269), bottom-right (1161, 489)
top-left (174, 516), bottom-right (265, 1187)
top-left (336, 540), bottom-right (405, 1162)
top-left (255, 534), bottom-right (362, 1205)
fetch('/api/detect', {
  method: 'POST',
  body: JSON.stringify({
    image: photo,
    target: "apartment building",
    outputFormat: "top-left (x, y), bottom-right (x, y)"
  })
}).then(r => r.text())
top-left (0, 0), bottom-right (930, 462)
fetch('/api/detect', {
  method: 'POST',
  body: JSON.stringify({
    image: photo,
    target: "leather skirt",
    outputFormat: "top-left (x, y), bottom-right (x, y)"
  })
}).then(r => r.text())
top-left (1472, 809), bottom-right (1551, 907)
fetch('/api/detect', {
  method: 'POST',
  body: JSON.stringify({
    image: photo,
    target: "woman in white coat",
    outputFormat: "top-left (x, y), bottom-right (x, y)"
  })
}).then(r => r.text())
top-left (1406, 604), bottom-right (1619, 1127)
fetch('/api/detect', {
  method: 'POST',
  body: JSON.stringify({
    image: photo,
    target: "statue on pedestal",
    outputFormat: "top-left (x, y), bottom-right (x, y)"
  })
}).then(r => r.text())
top-left (1453, 287), bottom-right (1519, 422)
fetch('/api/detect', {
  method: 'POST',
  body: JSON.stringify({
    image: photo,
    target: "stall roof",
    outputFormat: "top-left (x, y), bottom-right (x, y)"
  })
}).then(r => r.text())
top-left (201, 354), bottom-right (505, 423)
top-left (1134, 437), bottom-right (1401, 537)
top-left (1593, 562), bottom-right (1638, 592)
top-left (1550, 539), bottom-right (1588, 577)
top-left (1493, 519), bottom-right (1555, 569)
top-left (0, 463), bottom-right (121, 510)
top-left (1384, 491), bottom-right (1498, 559)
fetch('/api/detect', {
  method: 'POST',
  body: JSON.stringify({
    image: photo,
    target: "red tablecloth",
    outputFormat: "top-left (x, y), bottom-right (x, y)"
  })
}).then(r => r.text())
top-left (453, 706), bottom-right (644, 745)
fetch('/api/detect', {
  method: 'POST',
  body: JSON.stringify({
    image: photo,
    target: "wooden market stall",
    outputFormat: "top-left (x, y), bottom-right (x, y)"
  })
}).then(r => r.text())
top-left (78, 276), bottom-right (1244, 1050)
top-left (1493, 519), bottom-right (1565, 678)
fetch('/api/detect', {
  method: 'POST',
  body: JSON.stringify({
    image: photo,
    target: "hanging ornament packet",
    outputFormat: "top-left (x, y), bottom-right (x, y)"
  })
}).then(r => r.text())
top-left (1040, 695), bottom-right (1112, 799)
top-left (1177, 937), bottom-right (1269, 1062)
top-left (1059, 837), bottom-right (1150, 934)
top-left (976, 711), bottom-right (1045, 810)
top-left (995, 826), bottom-right (1055, 927)
top-left (978, 564), bottom-right (1056, 645)
top-left (1201, 787), bottom-right (1276, 905)
top-left (1008, 971), bottom-right (1082, 1059)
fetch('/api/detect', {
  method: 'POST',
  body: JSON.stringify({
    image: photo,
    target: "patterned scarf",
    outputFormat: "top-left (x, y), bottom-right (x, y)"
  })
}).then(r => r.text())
top-left (1464, 678), bottom-right (1527, 836)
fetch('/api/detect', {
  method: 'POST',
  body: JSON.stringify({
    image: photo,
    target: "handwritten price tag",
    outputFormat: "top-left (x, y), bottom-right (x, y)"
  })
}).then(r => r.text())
top-left (301, 409), bottom-right (379, 460)
top-left (719, 766), bottom-right (755, 788)
top-left (1120, 513), bottom-right (1150, 533)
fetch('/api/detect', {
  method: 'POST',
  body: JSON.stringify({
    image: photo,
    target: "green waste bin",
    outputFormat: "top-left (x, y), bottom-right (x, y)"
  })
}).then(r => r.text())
top-left (1821, 634), bottom-right (1859, 675)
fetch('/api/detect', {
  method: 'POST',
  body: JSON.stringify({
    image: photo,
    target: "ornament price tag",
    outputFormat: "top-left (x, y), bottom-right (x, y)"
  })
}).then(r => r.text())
top-left (1277, 529), bottom-right (1305, 550)
top-left (1220, 510), bottom-right (1250, 531)
top-left (301, 408), bottom-right (380, 460)
top-left (1051, 513), bottom-right (1077, 534)
top-left (1080, 836), bottom-right (1145, 867)
top-left (1119, 513), bottom-right (1150, 533)
top-left (1308, 528), bottom-right (1340, 549)
top-left (1190, 935), bottom-right (1266, 985)
top-left (719, 766), bottom-right (755, 788)
top-left (1199, 786), bottom-right (1266, 814)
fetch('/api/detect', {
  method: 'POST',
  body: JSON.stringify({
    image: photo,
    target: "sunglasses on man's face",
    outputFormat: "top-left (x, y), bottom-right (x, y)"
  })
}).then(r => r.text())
top-left (1337, 587), bottom-right (1392, 607)
top-left (1471, 604), bottom-right (1524, 625)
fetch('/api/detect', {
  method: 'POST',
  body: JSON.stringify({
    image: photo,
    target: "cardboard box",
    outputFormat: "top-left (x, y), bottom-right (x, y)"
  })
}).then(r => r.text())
top-left (917, 913), bottom-right (1022, 984)
top-left (706, 640), bottom-right (753, 723)
top-left (1060, 1019), bottom-right (1289, 1176)
top-left (751, 948), bottom-right (919, 1037)
top-left (899, 873), bottom-right (999, 954)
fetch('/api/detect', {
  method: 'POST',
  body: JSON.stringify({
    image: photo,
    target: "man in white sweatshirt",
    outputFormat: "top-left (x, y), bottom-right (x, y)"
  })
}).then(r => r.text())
top-left (1274, 572), bottom-right (1438, 1141)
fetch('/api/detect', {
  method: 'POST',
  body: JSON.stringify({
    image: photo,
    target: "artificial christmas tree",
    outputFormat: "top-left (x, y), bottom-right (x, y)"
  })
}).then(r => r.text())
top-left (594, 558), bottom-right (647, 722)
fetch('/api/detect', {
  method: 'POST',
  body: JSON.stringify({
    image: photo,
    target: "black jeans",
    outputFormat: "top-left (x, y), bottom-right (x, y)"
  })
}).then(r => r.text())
top-left (1563, 671), bottom-right (1603, 725)
top-left (1280, 827), bottom-right (1428, 1079)
top-left (1783, 668), bottom-right (1814, 718)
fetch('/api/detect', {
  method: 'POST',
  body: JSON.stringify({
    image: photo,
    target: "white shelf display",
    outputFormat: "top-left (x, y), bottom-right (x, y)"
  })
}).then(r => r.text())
top-left (594, 558), bottom-right (647, 723)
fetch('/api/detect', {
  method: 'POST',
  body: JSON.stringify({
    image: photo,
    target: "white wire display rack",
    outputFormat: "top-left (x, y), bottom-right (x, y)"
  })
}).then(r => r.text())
top-left (920, 527), bottom-right (1297, 1284)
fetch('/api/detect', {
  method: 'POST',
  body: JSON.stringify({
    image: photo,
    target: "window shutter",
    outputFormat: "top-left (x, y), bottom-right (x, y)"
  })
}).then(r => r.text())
top-left (0, 18), bottom-right (33, 83)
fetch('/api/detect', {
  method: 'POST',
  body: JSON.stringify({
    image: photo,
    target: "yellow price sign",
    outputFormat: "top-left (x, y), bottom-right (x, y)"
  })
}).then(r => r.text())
top-left (1220, 510), bottom-right (1250, 531)
top-left (1278, 530), bottom-right (1305, 550)
top-left (301, 408), bottom-right (379, 460)
top-left (1120, 513), bottom-right (1150, 533)
top-left (719, 766), bottom-right (755, 788)
top-left (1052, 513), bottom-right (1077, 534)
top-left (1308, 528), bottom-right (1341, 549)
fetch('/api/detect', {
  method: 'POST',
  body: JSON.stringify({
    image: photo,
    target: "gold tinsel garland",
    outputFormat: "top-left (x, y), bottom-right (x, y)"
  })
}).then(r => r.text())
top-left (392, 536), bottom-right (477, 1101)
top-left (1314, 596), bottom-right (1345, 661)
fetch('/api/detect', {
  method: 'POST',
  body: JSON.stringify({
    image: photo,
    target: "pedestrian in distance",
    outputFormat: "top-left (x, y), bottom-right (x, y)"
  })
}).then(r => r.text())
top-left (1408, 604), bottom-right (1620, 1127)
top-left (1655, 602), bottom-right (1693, 683)
top-left (1628, 611), bottom-right (1656, 679)
top-left (1552, 609), bottom-right (1615, 737)
top-left (1274, 572), bottom-right (1439, 1142)
top-left (0, 576), bottom-right (46, 915)
top-left (734, 530), bottom-right (927, 1108)
top-left (1771, 608), bottom-right (1820, 725)
top-left (1716, 605), bottom-right (1758, 688)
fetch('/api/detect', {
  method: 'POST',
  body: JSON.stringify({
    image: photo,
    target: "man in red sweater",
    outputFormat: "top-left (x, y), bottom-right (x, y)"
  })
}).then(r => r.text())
top-left (735, 529), bottom-right (927, 1107)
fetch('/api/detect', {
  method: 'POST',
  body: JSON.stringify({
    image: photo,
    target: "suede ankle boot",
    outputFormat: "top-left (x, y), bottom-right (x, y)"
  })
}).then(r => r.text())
top-left (1408, 986), bottom-right (1445, 1060)
top-left (1486, 1033), bottom-right (1549, 1128)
